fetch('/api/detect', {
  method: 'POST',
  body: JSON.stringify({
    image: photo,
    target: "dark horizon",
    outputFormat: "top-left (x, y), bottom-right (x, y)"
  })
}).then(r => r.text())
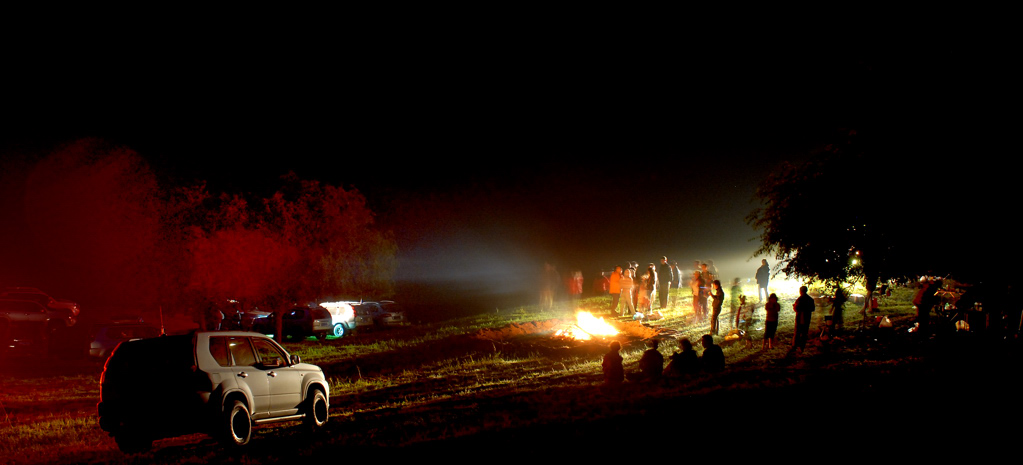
top-left (2, 38), bottom-right (1010, 317)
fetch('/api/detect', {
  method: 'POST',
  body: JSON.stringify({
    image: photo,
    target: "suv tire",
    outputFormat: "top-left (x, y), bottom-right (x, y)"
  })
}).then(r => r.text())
top-left (221, 400), bottom-right (252, 447)
top-left (332, 323), bottom-right (346, 338)
top-left (303, 389), bottom-right (329, 431)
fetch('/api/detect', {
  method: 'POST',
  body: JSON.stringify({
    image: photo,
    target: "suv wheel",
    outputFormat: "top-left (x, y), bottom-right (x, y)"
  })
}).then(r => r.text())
top-left (332, 323), bottom-right (346, 338)
top-left (303, 389), bottom-right (329, 431)
top-left (221, 400), bottom-right (252, 447)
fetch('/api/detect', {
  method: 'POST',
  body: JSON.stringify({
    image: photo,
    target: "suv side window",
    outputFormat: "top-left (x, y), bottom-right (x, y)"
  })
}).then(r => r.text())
top-left (252, 338), bottom-right (287, 367)
top-left (228, 337), bottom-right (257, 367)
top-left (209, 336), bottom-right (232, 366)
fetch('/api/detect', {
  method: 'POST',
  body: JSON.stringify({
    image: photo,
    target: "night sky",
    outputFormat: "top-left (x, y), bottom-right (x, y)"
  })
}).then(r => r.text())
top-left (3, 33), bottom-right (1008, 317)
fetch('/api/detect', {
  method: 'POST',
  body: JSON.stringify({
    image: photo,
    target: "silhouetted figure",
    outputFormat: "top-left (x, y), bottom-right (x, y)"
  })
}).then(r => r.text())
top-left (763, 293), bottom-right (780, 349)
top-left (657, 256), bottom-right (673, 309)
top-left (792, 286), bottom-right (815, 350)
top-left (729, 278), bottom-right (742, 330)
top-left (663, 337), bottom-right (699, 379)
top-left (756, 259), bottom-right (770, 302)
top-left (700, 334), bottom-right (724, 372)
top-left (669, 261), bottom-right (682, 307)
top-left (602, 341), bottom-right (624, 388)
top-left (632, 339), bottom-right (664, 383)
top-left (710, 280), bottom-right (724, 335)
top-left (831, 286), bottom-right (848, 332)
top-left (913, 279), bottom-right (941, 337)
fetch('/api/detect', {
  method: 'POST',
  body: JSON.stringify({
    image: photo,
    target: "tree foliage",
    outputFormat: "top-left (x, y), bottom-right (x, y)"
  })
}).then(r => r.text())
top-left (2, 138), bottom-right (396, 312)
top-left (746, 129), bottom-right (979, 295)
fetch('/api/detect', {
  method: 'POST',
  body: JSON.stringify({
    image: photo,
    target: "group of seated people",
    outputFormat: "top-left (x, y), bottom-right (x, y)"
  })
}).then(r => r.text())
top-left (601, 334), bottom-right (724, 388)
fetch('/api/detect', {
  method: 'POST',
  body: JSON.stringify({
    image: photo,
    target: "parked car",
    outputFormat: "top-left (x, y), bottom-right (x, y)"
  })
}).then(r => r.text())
top-left (250, 305), bottom-right (334, 340)
top-left (0, 287), bottom-right (80, 327)
top-left (318, 301), bottom-right (358, 338)
top-left (378, 301), bottom-right (407, 325)
top-left (353, 301), bottom-right (406, 329)
top-left (240, 309), bottom-right (270, 331)
top-left (0, 299), bottom-right (52, 354)
top-left (98, 331), bottom-right (329, 452)
top-left (88, 322), bottom-right (161, 359)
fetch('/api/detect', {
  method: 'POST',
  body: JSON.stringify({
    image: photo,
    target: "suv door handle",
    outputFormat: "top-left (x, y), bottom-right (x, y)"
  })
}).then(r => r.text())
top-left (237, 372), bottom-right (249, 378)
top-left (267, 371), bottom-right (277, 378)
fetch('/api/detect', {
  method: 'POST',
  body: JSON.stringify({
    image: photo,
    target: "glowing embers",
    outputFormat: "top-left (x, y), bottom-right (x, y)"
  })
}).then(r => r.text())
top-left (553, 311), bottom-right (620, 341)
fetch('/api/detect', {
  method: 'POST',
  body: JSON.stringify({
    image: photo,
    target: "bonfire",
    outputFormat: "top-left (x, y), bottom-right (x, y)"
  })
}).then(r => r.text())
top-left (553, 311), bottom-right (620, 341)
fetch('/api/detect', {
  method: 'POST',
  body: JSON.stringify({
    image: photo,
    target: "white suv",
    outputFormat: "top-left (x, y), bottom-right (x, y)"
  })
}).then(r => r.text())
top-left (98, 331), bottom-right (329, 452)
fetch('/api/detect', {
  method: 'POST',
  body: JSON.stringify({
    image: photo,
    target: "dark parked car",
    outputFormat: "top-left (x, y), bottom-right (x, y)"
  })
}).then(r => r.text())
top-left (98, 331), bottom-right (329, 452)
top-left (88, 322), bottom-right (161, 359)
top-left (250, 305), bottom-right (334, 340)
top-left (0, 299), bottom-right (52, 354)
top-left (353, 301), bottom-right (406, 329)
top-left (1, 287), bottom-right (80, 327)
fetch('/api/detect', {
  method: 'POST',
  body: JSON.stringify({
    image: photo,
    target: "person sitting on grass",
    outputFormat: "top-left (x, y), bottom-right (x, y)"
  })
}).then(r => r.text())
top-left (602, 340), bottom-right (624, 388)
top-left (663, 337), bottom-right (699, 380)
top-left (700, 334), bottom-right (724, 373)
top-left (628, 339), bottom-right (664, 383)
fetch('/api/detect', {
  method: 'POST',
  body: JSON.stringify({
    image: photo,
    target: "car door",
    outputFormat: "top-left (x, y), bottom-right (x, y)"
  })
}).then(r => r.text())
top-left (223, 336), bottom-right (272, 419)
top-left (251, 337), bottom-right (303, 416)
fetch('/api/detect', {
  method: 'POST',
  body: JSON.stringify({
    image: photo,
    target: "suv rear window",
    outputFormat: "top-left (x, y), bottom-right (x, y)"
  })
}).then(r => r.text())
top-left (311, 308), bottom-right (331, 320)
top-left (105, 335), bottom-right (194, 377)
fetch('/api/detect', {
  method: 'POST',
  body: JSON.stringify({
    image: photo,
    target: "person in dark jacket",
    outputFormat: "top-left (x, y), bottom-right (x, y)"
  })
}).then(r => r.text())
top-left (634, 339), bottom-right (664, 383)
top-left (663, 337), bottom-right (699, 379)
top-left (700, 334), bottom-right (724, 372)
top-left (755, 259), bottom-right (770, 302)
top-left (602, 340), bottom-right (624, 388)
top-left (793, 286), bottom-right (816, 349)
top-left (657, 256), bottom-right (673, 309)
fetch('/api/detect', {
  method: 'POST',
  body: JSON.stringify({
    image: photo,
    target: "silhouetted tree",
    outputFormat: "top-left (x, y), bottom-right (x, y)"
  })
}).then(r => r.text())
top-left (746, 129), bottom-right (982, 311)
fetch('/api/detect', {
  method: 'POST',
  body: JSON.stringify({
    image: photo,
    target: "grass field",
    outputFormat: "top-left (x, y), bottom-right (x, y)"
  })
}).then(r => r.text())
top-left (2, 282), bottom-right (1019, 463)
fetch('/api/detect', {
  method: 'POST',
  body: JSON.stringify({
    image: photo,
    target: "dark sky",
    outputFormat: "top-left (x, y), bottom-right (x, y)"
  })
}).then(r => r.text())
top-left (3, 33), bottom-right (1007, 313)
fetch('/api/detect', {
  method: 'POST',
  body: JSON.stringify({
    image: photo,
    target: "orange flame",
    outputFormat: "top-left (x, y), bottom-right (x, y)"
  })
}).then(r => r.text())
top-left (553, 311), bottom-right (619, 341)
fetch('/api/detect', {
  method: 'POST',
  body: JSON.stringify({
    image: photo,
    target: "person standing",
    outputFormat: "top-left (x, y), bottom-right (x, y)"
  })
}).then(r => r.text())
top-left (669, 261), bottom-right (682, 307)
top-left (689, 271), bottom-right (700, 319)
top-left (608, 266), bottom-right (622, 315)
top-left (831, 286), bottom-right (848, 332)
top-left (729, 277), bottom-right (742, 329)
top-left (657, 256), bottom-right (673, 310)
top-left (755, 259), bottom-right (770, 302)
top-left (619, 268), bottom-right (636, 318)
top-left (792, 286), bottom-right (816, 350)
top-left (710, 279), bottom-right (724, 335)
top-left (639, 264), bottom-right (657, 313)
top-left (763, 293), bottom-right (780, 349)
top-left (699, 263), bottom-right (712, 321)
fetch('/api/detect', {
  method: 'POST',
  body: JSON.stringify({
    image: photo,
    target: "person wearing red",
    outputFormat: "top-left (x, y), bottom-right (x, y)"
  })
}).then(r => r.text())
top-left (608, 266), bottom-right (622, 314)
